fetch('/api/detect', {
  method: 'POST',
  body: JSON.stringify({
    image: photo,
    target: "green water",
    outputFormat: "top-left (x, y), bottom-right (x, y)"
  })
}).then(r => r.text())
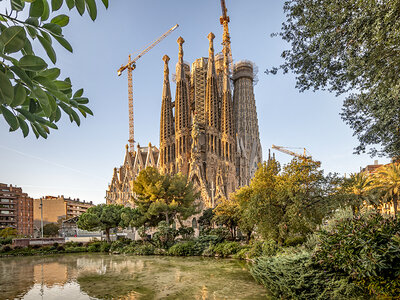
top-left (0, 254), bottom-right (268, 299)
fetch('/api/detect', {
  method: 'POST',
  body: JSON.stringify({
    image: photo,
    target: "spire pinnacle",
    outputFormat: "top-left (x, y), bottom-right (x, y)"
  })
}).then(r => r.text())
top-left (162, 55), bottom-right (170, 79)
top-left (177, 36), bottom-right (185, 63)
top-left (207, 32), bottom-right (215, 56)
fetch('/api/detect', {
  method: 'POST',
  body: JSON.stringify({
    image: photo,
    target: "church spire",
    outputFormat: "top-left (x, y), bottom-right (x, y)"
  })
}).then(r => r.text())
top-left (221, 40), bottom-right (234, 137)
top-left (160, 55), bottom-right (174, 143)
top-left (205, 32), bottom-right (219, 130)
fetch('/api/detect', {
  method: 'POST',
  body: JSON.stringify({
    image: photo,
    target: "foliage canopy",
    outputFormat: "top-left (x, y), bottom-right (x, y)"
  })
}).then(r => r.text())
top-left (0, 0), bottom-right (108, 138)
top-left (272, 0), bottom-right (400, 158)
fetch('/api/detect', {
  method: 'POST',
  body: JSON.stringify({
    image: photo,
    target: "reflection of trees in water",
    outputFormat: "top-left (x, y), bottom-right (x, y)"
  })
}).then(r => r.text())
top-left (0, 255), bottom-right (267, 299)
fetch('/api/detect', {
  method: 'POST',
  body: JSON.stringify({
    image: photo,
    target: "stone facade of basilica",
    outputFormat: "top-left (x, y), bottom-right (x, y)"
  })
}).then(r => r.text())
top-left (106, 32), bottom-right (262, 209)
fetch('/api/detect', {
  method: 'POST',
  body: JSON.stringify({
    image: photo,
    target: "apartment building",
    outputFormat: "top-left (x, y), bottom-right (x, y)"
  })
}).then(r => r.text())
top-left (0, 183), bottom-right (34, 236)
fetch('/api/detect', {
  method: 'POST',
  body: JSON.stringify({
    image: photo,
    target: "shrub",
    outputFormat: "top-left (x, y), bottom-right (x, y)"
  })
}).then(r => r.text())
top-left (213, 241), bottom-right (242, 257)
top-left (65, 246), bottom-right (87, 253)
top-left (56, 245), bottom-right (65, 252)
top-left (251, 251), bottom-right (363, 299)
top-left (284, 235), bottom-right (306, 247)
top-left (178, 226), bottom-right (194, 240)
top-left (110, 240), bottom-right (126, 253)
top-left (1, 245), bottom-right (11, 252)
top-left (202, 244), bottom-right (215, 257)
top-left (168, 241), bottom-right (196, 256)
top-left (152, 221), bottom-right (179, 249)
top-left (207, 227), bottom-right (230, 242)
top-left (87, 244), bottom-right (100, 252)
top-left (261, 239), bottom-right (280, 257)
top-left (233, 246), bottom-right (251, 260)
top-left (133, 244), bottom-right (155, 255)
top-left (100, 242), bottom-right (111, 253)
top-left (0, 237), bottom-right (12, 245)
top-left (313, 211), bottom-right (400, 298)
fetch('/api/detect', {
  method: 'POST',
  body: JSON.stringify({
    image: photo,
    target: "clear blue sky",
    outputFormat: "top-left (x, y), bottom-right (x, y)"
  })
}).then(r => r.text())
top-left (0, 0), bottom-right (390, 204)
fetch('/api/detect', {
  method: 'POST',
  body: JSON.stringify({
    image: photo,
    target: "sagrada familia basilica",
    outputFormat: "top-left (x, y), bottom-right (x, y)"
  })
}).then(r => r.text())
top-left (106, 25), bottom-right (262, 209)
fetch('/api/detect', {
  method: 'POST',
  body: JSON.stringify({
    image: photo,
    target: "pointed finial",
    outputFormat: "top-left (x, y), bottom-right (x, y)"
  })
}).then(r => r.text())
top-left (177, 36), bottom-right (185, 61)
top-left (207, 32), bottom-right (215, 55)
top-left (148, 142), bottom-right (152, 148)
top-left (163, 55), bottom-right (170, 78)
top-left (125, 144), bottom-right (129, 150)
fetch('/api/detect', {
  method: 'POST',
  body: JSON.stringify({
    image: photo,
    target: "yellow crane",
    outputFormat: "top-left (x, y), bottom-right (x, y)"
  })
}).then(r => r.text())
top-left (117, 24), bottom-right (179, 151)
top-left (220, 0), bottom-right (234, 75)
top-left (271, 144), bottom-right (312, 161)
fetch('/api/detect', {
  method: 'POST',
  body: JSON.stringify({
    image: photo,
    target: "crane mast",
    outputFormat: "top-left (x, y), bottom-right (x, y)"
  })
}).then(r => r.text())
top-left (271, 144), bottom-right (311, 160)
top-left (117, 24), bottom-right (179, 151)
top-left (220, 0), bottom-right (234, 75)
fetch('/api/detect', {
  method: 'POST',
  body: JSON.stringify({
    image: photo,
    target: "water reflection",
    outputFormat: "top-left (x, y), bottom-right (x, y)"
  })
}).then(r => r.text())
top-left (0, 254), bottom-right (267, 299)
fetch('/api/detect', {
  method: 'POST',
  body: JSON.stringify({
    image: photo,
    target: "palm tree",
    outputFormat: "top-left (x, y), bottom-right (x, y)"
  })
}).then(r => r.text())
top-left (347, 172), bottom-right (372, 213)
top-left (371, 163), bottom-right (400, 218)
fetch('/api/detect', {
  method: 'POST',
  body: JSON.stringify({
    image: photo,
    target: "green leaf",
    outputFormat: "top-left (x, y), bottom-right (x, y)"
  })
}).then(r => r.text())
top-left (33, 87), bottom-right (52, 117)
top-left (11, 0), bottom-right (25, 11)
top-left (17, 115), bottom-right (29, 137)
top-left (32, 122), bottom-right (48, 138)
top-left (11, 84), bottom-right (27, 107)
top-left (38, 35), bottom-right (57, 64)
top-left (70, 109), bottom-right (80, 125)
top-left (75, 0), bottom-right (85, 15)
top-left (0, 105), bottom-right (19, 130)
top-left (41, 0), bottom-right (50, 21)
top-left (51, 0), bottom-right (63, 11)
top-left (53, 35), bottom-right (72, 52)
top-left (51, 14), bottom-right (69, 27)
top-left (73, 88), bottom-right (84, 98)
top-left (0, 26), bottom-right (26, 54)
top-left (0, 70), bottom-right (14, 105)
top-left (66, 0), bottom-right (75, 10)
top-left (29, 0), bottom-right (44, 18)
top-left (10, 66), bottom-right (33, 88)
top-left (19, 55), bottom-right (48, 71)
top-left (85, 0), bottom-right (97, 21)
top-left (54, 80), bottom-right (72, 91)
top-left (42, 23), bottom-right (62, 36)
top-left (74, 97), bottom-right (88, 104)
top-left (22, 37), bottom-right (34, 55)
top-left (16, 107), bottom-right (35, 122)
top-left (46, 92), bottom-right (57, 112)
top-left (101, 0), bottom-right (109, 8)
top-left (33, 75), bottom-right (57, 90)
top-left (31, 122), bottom-right (39, 138)
top-left (26, 26), bottom-right (37, 39)
top-left (25, 17), bottom-right (39, 27)
top-left (55, 106), bottom-right (61, 122)
top-left (78, 104), bottom-right (93, 116)
top-left (39, 68), bottom-right (60, 80)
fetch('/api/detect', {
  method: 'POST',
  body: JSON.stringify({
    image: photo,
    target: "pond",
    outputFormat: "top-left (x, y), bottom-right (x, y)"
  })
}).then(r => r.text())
top-left (0, 254), bottom-right (268, 299)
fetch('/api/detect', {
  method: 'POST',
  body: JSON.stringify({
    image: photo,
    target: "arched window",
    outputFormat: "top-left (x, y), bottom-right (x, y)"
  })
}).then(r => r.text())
top-left (192, 217), bottom-right (197, 229)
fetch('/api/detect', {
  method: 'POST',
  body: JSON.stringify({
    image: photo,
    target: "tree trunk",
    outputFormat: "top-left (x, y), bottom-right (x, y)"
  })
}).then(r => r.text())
top-left (394, 194), bottom-right (398, 219)
top-left (165, 212), bottom-right (169, 226)
top-left (105, 228), bottom-right (110, 243)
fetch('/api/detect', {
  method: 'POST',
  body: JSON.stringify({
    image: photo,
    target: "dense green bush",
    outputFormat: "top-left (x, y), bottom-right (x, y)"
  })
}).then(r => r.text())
top-left (65, 246), bottom-right (87, 253)
top-left (313, 211), bottom-right (400, 298)
top-left (100, 242), bottom-right (111, 253)
top-left (0, 237), bottom-right (12, 245)
top-left (200, 227), bottom-right (230, 242)
top-left (251, 251), bottom-right (363, 299)
top-left (133, 244), bottom-right (155, 255)
top-left (284, 235), bottom-right (306, 247)
top-left (168, 241), bottom-right (196, 256)
top-left (152, 221), bottom-right (179, 249)
top-left (213, 241), bottom-right (242, 257)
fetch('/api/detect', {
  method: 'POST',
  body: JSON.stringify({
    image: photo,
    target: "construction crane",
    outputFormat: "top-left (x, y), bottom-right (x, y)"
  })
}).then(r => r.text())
top-left (220, 0), bottom-right (234, 75)
top-left (271, 144), bottom-right (312, 161)
top-left (117, 24), bottom-right (179, 151)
